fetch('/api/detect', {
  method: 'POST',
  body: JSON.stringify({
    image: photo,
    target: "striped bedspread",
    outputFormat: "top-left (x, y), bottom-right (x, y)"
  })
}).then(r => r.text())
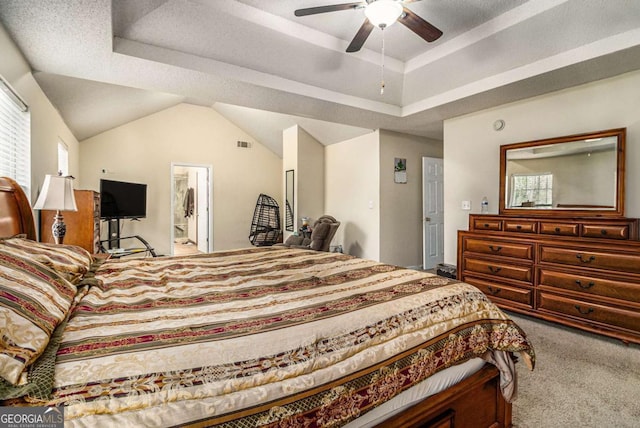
top-left (42, 247), bottom-right (534, 427)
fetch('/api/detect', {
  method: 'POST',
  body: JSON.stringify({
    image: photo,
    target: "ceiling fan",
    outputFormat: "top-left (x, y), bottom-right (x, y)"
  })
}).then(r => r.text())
top-left (294, 0), bottom-right (443, 53)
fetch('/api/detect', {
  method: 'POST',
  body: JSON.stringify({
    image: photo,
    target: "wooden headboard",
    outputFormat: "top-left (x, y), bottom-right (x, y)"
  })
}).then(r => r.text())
top-left (0, 177), bottom-right (37, 240)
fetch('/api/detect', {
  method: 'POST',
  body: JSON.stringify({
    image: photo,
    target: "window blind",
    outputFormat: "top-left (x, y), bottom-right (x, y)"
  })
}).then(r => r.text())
top-left (0, 76), bottom-right (30, 198)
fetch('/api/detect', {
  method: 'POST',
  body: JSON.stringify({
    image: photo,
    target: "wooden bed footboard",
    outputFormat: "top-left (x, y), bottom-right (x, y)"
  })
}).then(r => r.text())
top-left (378, 365), bottom-right (511, 428)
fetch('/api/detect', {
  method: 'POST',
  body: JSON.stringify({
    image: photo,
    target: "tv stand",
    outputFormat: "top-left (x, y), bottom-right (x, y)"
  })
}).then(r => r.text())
top-left (107, 219), bottom-right (120, 249)
top-left (101, 218), bottom-right (157, 258)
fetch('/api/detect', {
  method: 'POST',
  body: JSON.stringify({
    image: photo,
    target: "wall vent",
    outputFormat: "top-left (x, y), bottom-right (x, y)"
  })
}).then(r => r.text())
top-left (237, 141), bottom-right (251, 148)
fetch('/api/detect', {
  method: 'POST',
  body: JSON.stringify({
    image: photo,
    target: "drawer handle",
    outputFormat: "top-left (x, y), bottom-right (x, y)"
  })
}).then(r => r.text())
top-left (554, 227), bottom-right (561, 233)
top-left (487, 286), bottom-right (501, 295)
top-left (516, 225), bottom-right (522, 230)
top-left (483, 223), bottom-right (490, 228)
top-left (574, 305), bottom-right (594, 315)
top-left (488, 245), bottom-right (502, 252)
top-left (575, 280), bottom-right (595, 289)
top-left (600, 229), bottom-right (608, 236)
top-left (488, 266), bottom-right (502, 273)
top-left (576, 254), bottom-right (596, 263)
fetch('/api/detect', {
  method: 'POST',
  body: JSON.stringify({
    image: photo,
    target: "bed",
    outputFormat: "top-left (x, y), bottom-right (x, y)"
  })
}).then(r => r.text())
top-left (0, 177), bottom-right (534, 427)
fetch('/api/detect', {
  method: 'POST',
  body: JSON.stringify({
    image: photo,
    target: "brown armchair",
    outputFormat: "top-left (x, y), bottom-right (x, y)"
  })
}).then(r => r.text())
top-left (278, 215), bottom-right (340, 252)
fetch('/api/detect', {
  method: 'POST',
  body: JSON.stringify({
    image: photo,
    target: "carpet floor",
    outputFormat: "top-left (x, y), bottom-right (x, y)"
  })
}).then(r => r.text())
top-left (508, 312), bottom-right (640, 428)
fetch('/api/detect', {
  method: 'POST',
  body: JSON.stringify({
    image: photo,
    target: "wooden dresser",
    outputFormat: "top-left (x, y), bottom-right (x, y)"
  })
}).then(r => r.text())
top-left (40, 190), bottom-right (101, 253)
top-left (458, 214), bottom-right (640, 344)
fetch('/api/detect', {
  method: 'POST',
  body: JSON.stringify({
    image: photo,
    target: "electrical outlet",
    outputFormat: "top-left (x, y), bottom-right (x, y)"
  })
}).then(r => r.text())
top-left (461, 200), bottom-right (471, 210)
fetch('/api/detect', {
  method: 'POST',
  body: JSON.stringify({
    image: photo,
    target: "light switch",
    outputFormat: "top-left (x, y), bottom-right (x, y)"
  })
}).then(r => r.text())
top-left (461, 200), bottom-right (471, 210)
top-left (368, 200), bottom-right (374, 209)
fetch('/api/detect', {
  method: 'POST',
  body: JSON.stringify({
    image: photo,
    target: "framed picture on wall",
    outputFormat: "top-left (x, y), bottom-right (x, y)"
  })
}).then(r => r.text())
top-left (394, 158), bottom-right (407, 184)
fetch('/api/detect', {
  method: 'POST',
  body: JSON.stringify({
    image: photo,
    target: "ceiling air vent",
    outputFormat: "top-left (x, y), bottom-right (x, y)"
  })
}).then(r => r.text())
top-left (237, 141), bottom-right (251, 149)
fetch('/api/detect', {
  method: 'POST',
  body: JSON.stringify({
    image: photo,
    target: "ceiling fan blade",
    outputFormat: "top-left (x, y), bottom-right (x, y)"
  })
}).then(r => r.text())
top-left (399, 7), bottom-right (443, 42)
top-left (346, 19), bottom-right (374, 52)
top-left (294, 2), bottom-right (365, 17)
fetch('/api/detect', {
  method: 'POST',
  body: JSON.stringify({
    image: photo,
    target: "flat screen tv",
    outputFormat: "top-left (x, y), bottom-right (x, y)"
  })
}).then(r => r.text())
top-left (100, 179), bottom-right (147, 219)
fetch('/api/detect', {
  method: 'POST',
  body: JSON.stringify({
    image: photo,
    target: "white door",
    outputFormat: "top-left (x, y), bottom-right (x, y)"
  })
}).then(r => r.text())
top-left (422, 157), bottom-right (444, 270)
top-left (196, 169), bottom-right (209, 253)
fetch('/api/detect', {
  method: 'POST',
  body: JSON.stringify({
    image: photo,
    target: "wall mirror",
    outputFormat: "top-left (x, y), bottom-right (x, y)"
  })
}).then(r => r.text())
top-left (285, 170), bottom-right (294, 231)
top-left (500, 128), bottom-right (625, 217)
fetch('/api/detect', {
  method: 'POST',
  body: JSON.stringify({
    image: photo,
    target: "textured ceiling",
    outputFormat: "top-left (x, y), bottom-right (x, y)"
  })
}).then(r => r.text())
top-left (1, 0), bottom-right (640, 156)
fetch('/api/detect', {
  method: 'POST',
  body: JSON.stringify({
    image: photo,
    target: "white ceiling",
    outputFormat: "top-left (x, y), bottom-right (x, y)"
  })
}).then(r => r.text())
top-left (1, 0), bottom-right (640, 157)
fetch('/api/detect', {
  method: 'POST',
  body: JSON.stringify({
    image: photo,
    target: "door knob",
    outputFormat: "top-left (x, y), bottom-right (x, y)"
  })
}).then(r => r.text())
top-left (424, 217), bottom-right (431, 221)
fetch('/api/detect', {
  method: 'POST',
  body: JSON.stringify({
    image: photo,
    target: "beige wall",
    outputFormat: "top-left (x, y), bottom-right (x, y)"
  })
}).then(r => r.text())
top-left (0, 24), bottom-right (28, 85)
top-left (443, 69), bottom-right (640, 264)
top-left (282, 126), bottom-right (298, 238)
top-left (286, 127), bottom-right (440, 266)
top-left (325, 131), bottom-right (380, 260)
top-left (379, 130), bottom-right (443, 267)
top-left (0, 23), bottom-right (79, 203)
top-left (297, 127), bottom-right (325, 225)
top-left (282, 125), bottom-right (325, 237)
top-left (79, 103), bottom-right (282, 255)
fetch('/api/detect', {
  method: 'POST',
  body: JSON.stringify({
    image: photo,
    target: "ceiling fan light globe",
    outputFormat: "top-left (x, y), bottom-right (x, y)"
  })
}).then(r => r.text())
top-left (364, 0), bottom-right (403, 28)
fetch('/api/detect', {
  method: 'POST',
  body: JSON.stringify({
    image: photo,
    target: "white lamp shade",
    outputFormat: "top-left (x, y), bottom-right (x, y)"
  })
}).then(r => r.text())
top-left (365, 0), bottom-right (403, 28)
top-left (33, 174), bottom-right (78, 211)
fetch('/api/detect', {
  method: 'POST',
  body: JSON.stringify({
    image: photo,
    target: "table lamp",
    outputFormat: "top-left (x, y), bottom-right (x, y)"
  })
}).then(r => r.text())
top-left (33, 173), bottom-right (77, 244)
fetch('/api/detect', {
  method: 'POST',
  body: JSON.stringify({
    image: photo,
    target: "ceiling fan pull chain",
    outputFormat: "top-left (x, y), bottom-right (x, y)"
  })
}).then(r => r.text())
top-left (380, 25), bottom-right (386, 95)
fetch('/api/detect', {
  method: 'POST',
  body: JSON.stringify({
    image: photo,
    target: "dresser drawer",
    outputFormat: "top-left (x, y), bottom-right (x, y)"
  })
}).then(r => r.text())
top-left (472, 218), bottom-right (502, 231)
top-left (459, 215), bottom-right (640, 344)
top-left (463, 238), bottom-right (533, 260)
top-left (581, 224), bottom-right (629, 240)
top-left (504, 220), bottom-right (537, 234)
top-left (538, 292), bottom-right (640, 332)
top-left (539, 222), bottom-right (579, 237)
top-left (538, 269), bottom-right (640, 304)
top-left (464, 275), bottom-right (533, 307)
top-left (464, 257), bottom-right (533, 283)
top-left (540, 246), bottom-right (640, 274)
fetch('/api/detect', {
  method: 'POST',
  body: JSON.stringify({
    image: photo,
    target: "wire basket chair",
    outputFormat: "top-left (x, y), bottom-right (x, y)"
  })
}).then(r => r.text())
top-left (249, 193), bottom-right (281, 246)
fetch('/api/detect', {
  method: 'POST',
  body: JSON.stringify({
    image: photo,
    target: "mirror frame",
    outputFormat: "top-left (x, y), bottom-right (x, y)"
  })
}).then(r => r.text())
top-left (499, 128), bottom-right (626, 217)
top-left (285, 169), bottom-right (295, 231)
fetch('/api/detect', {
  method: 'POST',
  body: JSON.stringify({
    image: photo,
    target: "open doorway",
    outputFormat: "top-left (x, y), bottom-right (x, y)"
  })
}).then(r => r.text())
top-left (171, 164), bottom-right (212, 256)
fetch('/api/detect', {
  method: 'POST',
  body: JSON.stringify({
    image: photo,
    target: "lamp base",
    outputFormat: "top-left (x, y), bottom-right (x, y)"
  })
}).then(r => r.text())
top-left (52, 211), bottom-right (66, 245)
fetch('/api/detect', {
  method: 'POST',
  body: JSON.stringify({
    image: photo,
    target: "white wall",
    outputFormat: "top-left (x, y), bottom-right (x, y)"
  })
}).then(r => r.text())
top-left (325, 131), bottom-right (380, 260)
top-left (444, 70), bottom-right (640, 264)
top-left (379, 130), bottom-right (443, 267)
top-left (80, 103), bottom-right (282, 255)
top-left (0, 23), bottom-right (79, 203)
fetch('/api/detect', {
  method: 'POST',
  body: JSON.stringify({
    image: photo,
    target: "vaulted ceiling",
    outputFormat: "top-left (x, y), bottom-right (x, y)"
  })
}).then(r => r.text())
top-left (1, 0), bottom-right (640, 156)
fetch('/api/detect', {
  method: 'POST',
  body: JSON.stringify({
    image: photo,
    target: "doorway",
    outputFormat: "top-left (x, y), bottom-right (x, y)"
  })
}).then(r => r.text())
top-left (422, 157), bottom-right (444, 270)
top-left (171, 164), bottom-right (212, 256)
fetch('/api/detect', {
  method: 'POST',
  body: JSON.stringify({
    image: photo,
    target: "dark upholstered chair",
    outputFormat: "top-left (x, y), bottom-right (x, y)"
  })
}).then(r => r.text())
top-left (278, 215), bottom-right (340, 252)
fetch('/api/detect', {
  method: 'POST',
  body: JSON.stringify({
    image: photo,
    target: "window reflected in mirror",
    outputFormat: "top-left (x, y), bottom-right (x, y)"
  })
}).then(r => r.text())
top-left (285, 170), bottom-right (294, 231)
top-left (500, 128), bottom-right (625, 217)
